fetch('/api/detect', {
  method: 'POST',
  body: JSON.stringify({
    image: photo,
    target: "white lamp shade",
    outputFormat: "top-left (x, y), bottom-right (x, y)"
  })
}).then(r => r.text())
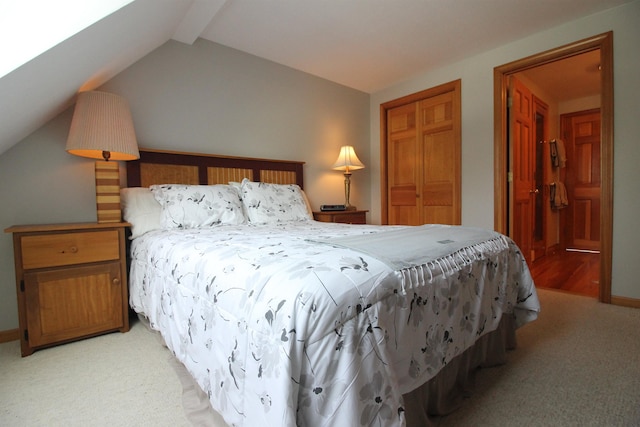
top-left (66, 91), bottom-right (139, 161)
top-left (332, 145), bottom-right (364, 173)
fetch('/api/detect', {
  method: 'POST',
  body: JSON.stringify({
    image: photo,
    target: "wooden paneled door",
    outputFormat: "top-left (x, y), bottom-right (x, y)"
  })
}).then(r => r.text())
top-left (532, 97), bottom-right (549, 261)
top-left (509, 76), bottom-right (535, 263)
top-left (561, 109), bottom-right (601, 251)
top-left (382, 80), bottom-right (461, 226)
top-left (387, 102), bottom-right (421, 225)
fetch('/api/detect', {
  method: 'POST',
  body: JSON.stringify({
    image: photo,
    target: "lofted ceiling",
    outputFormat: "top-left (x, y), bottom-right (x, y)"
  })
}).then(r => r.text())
top-left (0, 0), bottom-right (633, 156)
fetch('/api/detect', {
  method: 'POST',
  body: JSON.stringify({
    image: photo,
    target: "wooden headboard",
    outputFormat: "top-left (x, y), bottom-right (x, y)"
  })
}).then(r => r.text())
top-left (126, 148), bottom-right (305, 188)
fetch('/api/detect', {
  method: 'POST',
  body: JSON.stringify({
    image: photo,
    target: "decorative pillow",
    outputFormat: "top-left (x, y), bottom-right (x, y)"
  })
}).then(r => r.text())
top-left (229, 181), bottom-right (243, 194)
top-left (150, 184), bottom-right (246, 229)
top-left (120, 187), bottom-right (163, 239)
top-left (240, 178), bottom-right (312, 224)
top-left (230, 180), bottom-right (313, 215)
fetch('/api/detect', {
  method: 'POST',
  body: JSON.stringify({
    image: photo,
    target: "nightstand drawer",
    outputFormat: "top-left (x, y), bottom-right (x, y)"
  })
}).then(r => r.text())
top-left (332, 212), bottom-right (366, 224)
top-left (313, 210), bottom-right (368, 224)
top-left (21, 230), bottom-right (120, 269)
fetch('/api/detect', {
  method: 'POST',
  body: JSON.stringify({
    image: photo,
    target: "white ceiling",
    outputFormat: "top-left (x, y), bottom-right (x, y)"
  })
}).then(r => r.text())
top-left (198, 0), bottom-right (625, 94)
top-left (0, 0), bottom-right (633, 156)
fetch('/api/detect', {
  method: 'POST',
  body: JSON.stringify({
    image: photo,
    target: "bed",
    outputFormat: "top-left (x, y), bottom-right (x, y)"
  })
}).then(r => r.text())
top-left (123, 149), bottom-right (540, 427)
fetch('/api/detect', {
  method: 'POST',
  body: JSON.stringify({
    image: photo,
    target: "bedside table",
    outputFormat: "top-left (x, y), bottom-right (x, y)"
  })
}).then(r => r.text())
top-left (313, 210), bottom-right (368, 224)
top-left (5, 222), bottom-right (130, 356)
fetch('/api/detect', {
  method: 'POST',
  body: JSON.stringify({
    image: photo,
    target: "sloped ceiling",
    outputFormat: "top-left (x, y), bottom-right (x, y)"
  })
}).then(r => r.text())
top-left (0, 0), bottom-right (193, 157)
top-left (0, 0), bottom-right (633, 156)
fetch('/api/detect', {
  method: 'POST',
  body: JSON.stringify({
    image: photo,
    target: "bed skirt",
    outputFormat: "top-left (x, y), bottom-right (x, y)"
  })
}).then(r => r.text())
top-left (403, 314), bottom-right (516, 426)
top-left (141, 313), bottom-right (516, 427)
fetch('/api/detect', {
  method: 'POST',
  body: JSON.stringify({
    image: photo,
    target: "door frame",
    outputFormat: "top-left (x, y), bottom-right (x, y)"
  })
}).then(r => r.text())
top-left (493, 31), bottom-right (613, 303)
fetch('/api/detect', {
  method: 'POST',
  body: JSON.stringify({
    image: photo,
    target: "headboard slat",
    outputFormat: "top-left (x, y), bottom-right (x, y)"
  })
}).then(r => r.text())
top-left (139, 163), bottom-right (199, 187)
top-left (207, 167), bottom-right (253, 185)
top-left (260, 170), bottom-right (298, 185)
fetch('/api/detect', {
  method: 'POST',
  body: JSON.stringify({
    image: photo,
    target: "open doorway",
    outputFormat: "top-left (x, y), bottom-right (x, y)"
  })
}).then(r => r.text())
top-left (512, 52), bottom-right (601, 298)
top-left (493, 32), bottom-right (613, 303)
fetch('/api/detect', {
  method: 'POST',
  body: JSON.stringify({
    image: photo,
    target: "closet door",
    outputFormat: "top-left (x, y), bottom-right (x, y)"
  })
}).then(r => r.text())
top-left (384, 80), bottom-right (461, 226)
top-left (420, 91), bottom-right (460, 224)
top-left (387, 102), bottom-right (420, 225)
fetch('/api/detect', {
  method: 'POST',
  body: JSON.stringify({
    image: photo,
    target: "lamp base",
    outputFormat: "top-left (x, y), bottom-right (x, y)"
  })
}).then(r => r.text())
top-left (343, 172), bottom-right (358, 212)
top-left (95, 161), bottom-right (122, 223)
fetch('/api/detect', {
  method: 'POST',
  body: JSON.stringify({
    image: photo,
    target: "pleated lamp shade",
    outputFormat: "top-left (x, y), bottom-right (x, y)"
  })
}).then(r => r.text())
top-left (66, 91), bottom-right (139, 161)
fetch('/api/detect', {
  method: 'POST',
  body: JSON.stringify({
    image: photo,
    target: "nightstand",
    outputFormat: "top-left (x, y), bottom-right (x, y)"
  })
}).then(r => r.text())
top-left (5, 222), bottom-right (130, 356)
top-left (313, 210), bottom-right (368, 224)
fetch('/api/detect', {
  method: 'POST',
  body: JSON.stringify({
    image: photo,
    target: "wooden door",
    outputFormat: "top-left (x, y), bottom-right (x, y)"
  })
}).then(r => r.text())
top-left (384, 80), bottom-right (460, 226)
top-left (532, 96), bottom-right (549, 260)
top-left (420, 92), bottom-right (460, 224)
top-left (561, 109), bottom-right (601, 251)
top-left (509, 76), bottom-right (535, 262)
top-left (387, 102), bottom-right (420, 225)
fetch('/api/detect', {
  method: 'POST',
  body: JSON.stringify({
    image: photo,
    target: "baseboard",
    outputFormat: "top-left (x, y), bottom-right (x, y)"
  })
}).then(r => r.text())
top-left (611, 295), bottom-right (640, 309)
top-left (0, 328), bottom-right (19, 343)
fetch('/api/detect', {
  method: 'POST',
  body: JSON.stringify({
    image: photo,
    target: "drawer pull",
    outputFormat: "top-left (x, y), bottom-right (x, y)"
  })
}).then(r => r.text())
top-left (65, 246), bottom-right (79, 254)
top-left (112, 278), bottom-right (120, 286)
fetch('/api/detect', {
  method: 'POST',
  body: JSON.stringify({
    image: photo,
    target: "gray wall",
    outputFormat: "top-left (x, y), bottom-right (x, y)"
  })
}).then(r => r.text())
top-left (0, 40), bottom-right (370, 331)
top-left (370, 0), bottom-right (640, 300)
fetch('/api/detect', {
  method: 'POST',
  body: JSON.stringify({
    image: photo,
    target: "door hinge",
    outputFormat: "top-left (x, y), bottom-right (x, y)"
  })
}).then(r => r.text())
top-left (507, 172), bottom-right (514, 182)
top-left (23, 329), bottom-right (29, 342)
top-left (507, 97), bottom-right (513, 109)
top-left (20, 280), bottom-right (25, 292)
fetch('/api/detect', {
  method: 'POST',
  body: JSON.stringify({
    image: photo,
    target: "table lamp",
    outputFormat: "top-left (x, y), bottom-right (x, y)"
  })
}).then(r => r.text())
top-left (332, 145), bottom-right (364, 210)
top-left (66, 91), bottom-right (139, 223)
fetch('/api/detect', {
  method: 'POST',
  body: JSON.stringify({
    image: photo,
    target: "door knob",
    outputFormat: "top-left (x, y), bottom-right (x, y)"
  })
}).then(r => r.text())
top-left (529, 188), bottom-right (539, 194)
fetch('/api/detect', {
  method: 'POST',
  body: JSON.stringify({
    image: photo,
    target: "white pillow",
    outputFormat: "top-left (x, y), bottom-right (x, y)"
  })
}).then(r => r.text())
top-left (240, 178), bottom-right (312, 224)
top-left (150, 184), bottom-right (246, 229)
top-left (230, 180), bottom-right (313, 215)
top-left (120, 187), bottom-right (163, 239)
top-left (299, 186), bottom-right (314, 216)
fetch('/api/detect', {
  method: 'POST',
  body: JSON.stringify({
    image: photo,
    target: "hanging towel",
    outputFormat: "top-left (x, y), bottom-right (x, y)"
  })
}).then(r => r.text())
top-left (549, 140), bottom-right (559, 167)
top-left (554, 139), bottom-right (567, 168)
top-left (551, 181), bottom-right (569, 209)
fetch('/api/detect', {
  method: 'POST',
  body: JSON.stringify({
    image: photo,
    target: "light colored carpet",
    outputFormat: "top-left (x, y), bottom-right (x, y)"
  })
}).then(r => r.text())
top-left (0, 317), bottom-right (191, 427)
top-left (1, 289), bottom-right (639, 426)
top-left (437, 289), bottom-right (640, 427)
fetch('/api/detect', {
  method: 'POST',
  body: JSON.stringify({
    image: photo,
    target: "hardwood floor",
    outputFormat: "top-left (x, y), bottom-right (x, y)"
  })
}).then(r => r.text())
top-left (529, 249), bottom-right (600, 298)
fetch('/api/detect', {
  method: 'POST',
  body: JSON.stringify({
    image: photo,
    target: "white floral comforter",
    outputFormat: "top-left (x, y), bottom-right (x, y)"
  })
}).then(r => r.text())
top-left (129, 221), bottom-right (539, 427)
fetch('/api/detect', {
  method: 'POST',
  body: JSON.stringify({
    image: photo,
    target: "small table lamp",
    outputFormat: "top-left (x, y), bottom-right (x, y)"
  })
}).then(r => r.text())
top-left (66, 91), bottom-right (140, 223)
top-left (332, 145), bottom-right (364, 210)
